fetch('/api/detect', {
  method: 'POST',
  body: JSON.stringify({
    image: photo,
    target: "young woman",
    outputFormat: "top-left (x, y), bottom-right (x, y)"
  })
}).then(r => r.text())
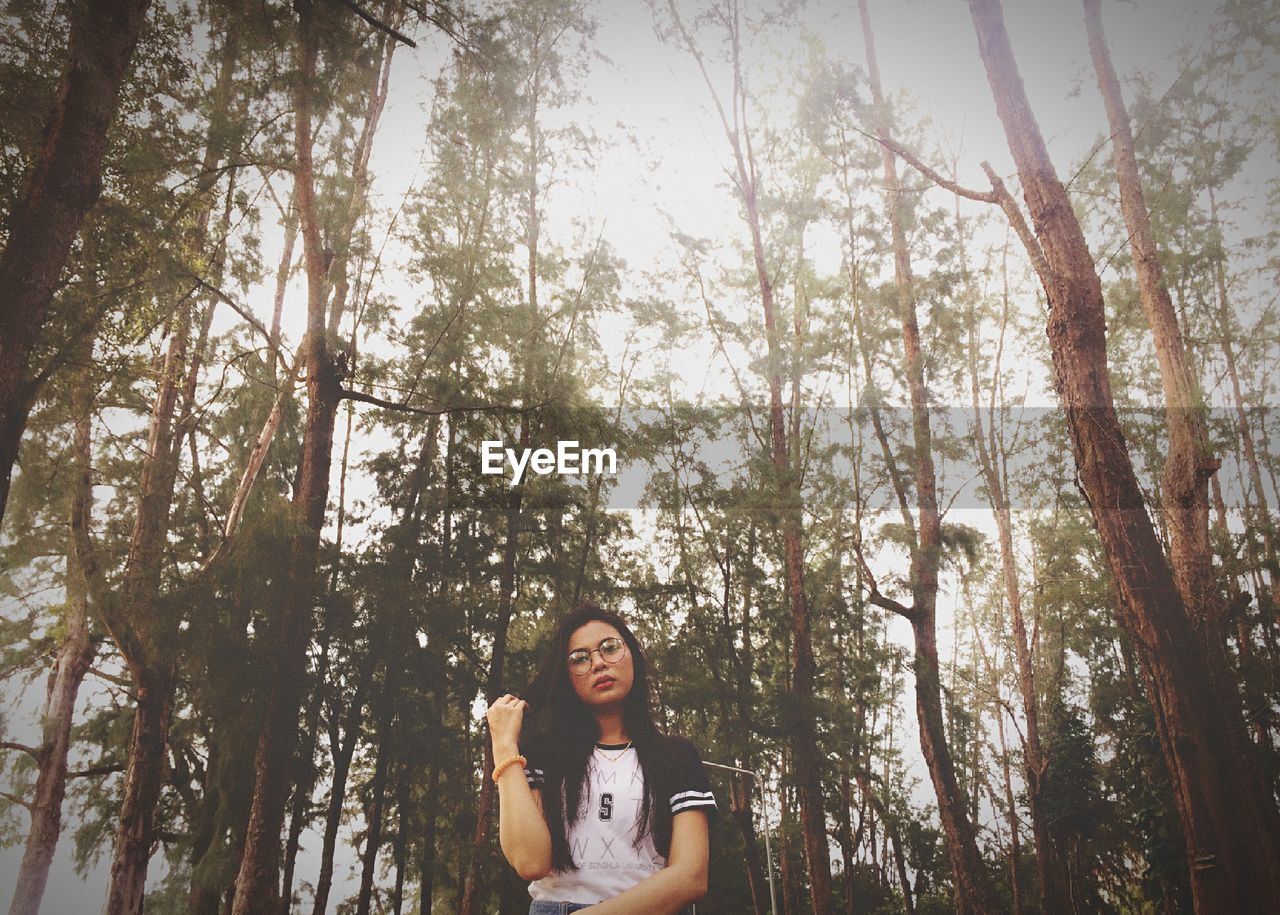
top-left (486, 603), bottom-right (715, 914)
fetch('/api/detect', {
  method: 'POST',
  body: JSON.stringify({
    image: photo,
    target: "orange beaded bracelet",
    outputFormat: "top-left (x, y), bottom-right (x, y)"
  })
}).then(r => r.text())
top-left (492, 754), bottom-right (527, 784)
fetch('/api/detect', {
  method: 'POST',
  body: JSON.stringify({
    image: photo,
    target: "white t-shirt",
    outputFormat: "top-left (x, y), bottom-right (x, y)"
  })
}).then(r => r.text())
top-left (524, 738), bottom-right (717, 904)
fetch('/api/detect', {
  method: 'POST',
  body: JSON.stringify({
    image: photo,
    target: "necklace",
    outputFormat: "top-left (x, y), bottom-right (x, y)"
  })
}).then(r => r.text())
top-left (594, 741), bottom-right (632, 763)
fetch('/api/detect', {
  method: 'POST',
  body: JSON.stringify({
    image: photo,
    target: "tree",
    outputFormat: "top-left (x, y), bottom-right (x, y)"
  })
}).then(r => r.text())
top-left (0, 0), bottom-right (150, 529)
top-left (966, 0), bottom-right (1280, 908)
top-left (853, 4), bottom-right (1002, 911)
top-left (659, 3), bottom-right (836, 908)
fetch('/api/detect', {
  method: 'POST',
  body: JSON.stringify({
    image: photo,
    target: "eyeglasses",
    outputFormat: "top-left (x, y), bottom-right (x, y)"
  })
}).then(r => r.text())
top-left (567, 637), bottom-right (627, 676)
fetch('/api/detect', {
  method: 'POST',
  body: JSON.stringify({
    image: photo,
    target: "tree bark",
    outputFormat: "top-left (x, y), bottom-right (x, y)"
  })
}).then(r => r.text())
top-left (967, 1), bottom-right (1280, 909)
top-left (0, 0), bottom-right (150, 528)
top-left (6, 365), bottom-right (97, 915)
top-left (102, 668), bottom-right (176, 915)
top-left (1082, 0), bottom-right (1223, 629)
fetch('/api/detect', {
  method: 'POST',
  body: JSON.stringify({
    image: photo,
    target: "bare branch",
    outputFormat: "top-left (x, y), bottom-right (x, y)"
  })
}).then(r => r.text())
top-left (0, 790), bottom-right (32, 811)
top-left (851, 534), bottom-right (919, 623)
top-left (88, 665), bottom-right (135, 689)
top-left (979, 162), bottom-right (1052, 291)
top-left (188, 276), bottom-right (292, 375)
top-left (857, 127), bottom-right (998, 204)
top-left (0, 740), bottom-right (39, 759)
top-left (852, 126), bottom-right (1054, 296)
top-left (403, 0), bottom-right (471, 50)
top-left (342, 0), bottom-right (417, 47)
top-left (339, 387), bottom-right (553, 417)
top-left (69, 763), bottom-right (125, 779)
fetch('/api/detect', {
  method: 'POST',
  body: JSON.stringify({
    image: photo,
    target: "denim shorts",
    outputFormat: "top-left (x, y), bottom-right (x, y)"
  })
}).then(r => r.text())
top-left (528, 903), bottom-right (593, 915)
top-left (528, 902), bottom-right (694, 914)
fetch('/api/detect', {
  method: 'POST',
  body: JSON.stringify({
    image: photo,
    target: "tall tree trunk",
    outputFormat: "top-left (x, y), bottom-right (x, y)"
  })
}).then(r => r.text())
top-left (857, 3), bottom-right (1002, 911)
top-left (278, 632), bottom-right (331, 915)
top-left (392, 773), bottom-right (409, 915)
top-left (964, 231), bottom-right (1061, 910)
top-left (459, 44), bottom-right (540, 910)
top-left (101, 669), bottom-right (175, 915)
top-left (697, 10), bottom-right (830, 909)
top-left (6, 364), bottom-right (98, 915)
top-left (967, 1), bottom-right (1280, 909)
top-left (778, 765), bottom-right (799, 915)
top-left (96, 289), bottom-right (193, 914)
top-left (663, 5), bottom-right (834, 905)
top-left (1205, 186), bottom-right (1280, 613)
top-left (66, 25), bottom-right (243, 910)
top-left (356, 705), bottom-right (394, 915)
top-left (310, 672), bottom-right (370, 915)
top-left (1082, 0), bottom-right (1223, 628)
top-left (231, 4), bottom-right (343, 908)
top-left (0, 0), bottom-right (149, 528)
top-left (417, 759), bottom-right (440, 915)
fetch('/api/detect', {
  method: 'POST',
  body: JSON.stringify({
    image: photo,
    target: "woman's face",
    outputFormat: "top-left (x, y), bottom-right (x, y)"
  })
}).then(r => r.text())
top-left (566, 619), bottom-right (635, 709)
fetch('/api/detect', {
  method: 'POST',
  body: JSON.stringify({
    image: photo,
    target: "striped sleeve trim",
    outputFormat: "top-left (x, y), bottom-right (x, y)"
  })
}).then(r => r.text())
top-left (670, 789), bottom-right (717, 814)
top-left (525, 766), bottom-right (545, 788)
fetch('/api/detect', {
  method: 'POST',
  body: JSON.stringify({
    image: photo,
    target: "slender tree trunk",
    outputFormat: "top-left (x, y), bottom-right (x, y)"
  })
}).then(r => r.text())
top-left (778, 766), bottom-right (799, 915)
top-left (98, 292), bottom-right (193, 915)
top-left (79, 27), bottom-right (243, 910)
top-left (269, 195), bottom-right (298, 363)
top-left (418, 759), bottom-right (440, 915)
top-left (278, 635), bottom-right (331, 915)
top-left (992, 691), bottom-right (1023, 915)
top-left (311, 672), bottom-right (369, 915)
top-left (964, 232), bottom-right (1061, 910)
top-left (1082, 0), bottom-right (1223, 626)
top-left (6, 366), bottom-right (97, 915)
top-left (663, 6), bottom-right (833, 906)
top-left (103, 668), bottom-right (176, 915)
top-left (967, 1), bottom-right (1280, 909)
top-left (728, 774), bottom-right (771, 915)
top-left (327, 29), bottom-right (396, 339)
top-left (231, 4), bottom-right (343, 908)
top-left (355, 707), bottom-right (394, 915)
top-left (890, 826), bottom-right (914, 915)
top-left (459, 52), bottom-right (540, 910)
top-left (857, 4), bottom-right (1002, 910)
top-left (835, 764), bottom-right (856, 915)
top-left (392, 773), bottom-right (409, 915)
top-left (0, 0), bottom-right (149, 528)
top-left (1206, 187), bottom-right (1280, 612)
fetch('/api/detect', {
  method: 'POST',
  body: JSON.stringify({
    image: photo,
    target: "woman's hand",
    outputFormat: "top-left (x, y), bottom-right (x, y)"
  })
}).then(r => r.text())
top-left (486, 693), bottom-right (528, 755)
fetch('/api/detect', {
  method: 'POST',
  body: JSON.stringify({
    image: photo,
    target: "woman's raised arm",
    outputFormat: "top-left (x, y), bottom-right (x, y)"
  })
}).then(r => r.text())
top-left (488, 694), bottom-right (552, 880)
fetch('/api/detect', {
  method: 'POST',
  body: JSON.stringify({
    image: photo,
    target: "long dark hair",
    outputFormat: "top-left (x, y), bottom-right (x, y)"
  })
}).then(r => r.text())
top-left (522, 601), bottom-right (676, 872)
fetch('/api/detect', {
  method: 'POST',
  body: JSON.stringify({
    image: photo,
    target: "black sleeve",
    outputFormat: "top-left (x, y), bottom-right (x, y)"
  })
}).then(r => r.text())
top-left (523, 746), bottom-right (545, 790)
top-left (667, 737), bottom-right (717, 818)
